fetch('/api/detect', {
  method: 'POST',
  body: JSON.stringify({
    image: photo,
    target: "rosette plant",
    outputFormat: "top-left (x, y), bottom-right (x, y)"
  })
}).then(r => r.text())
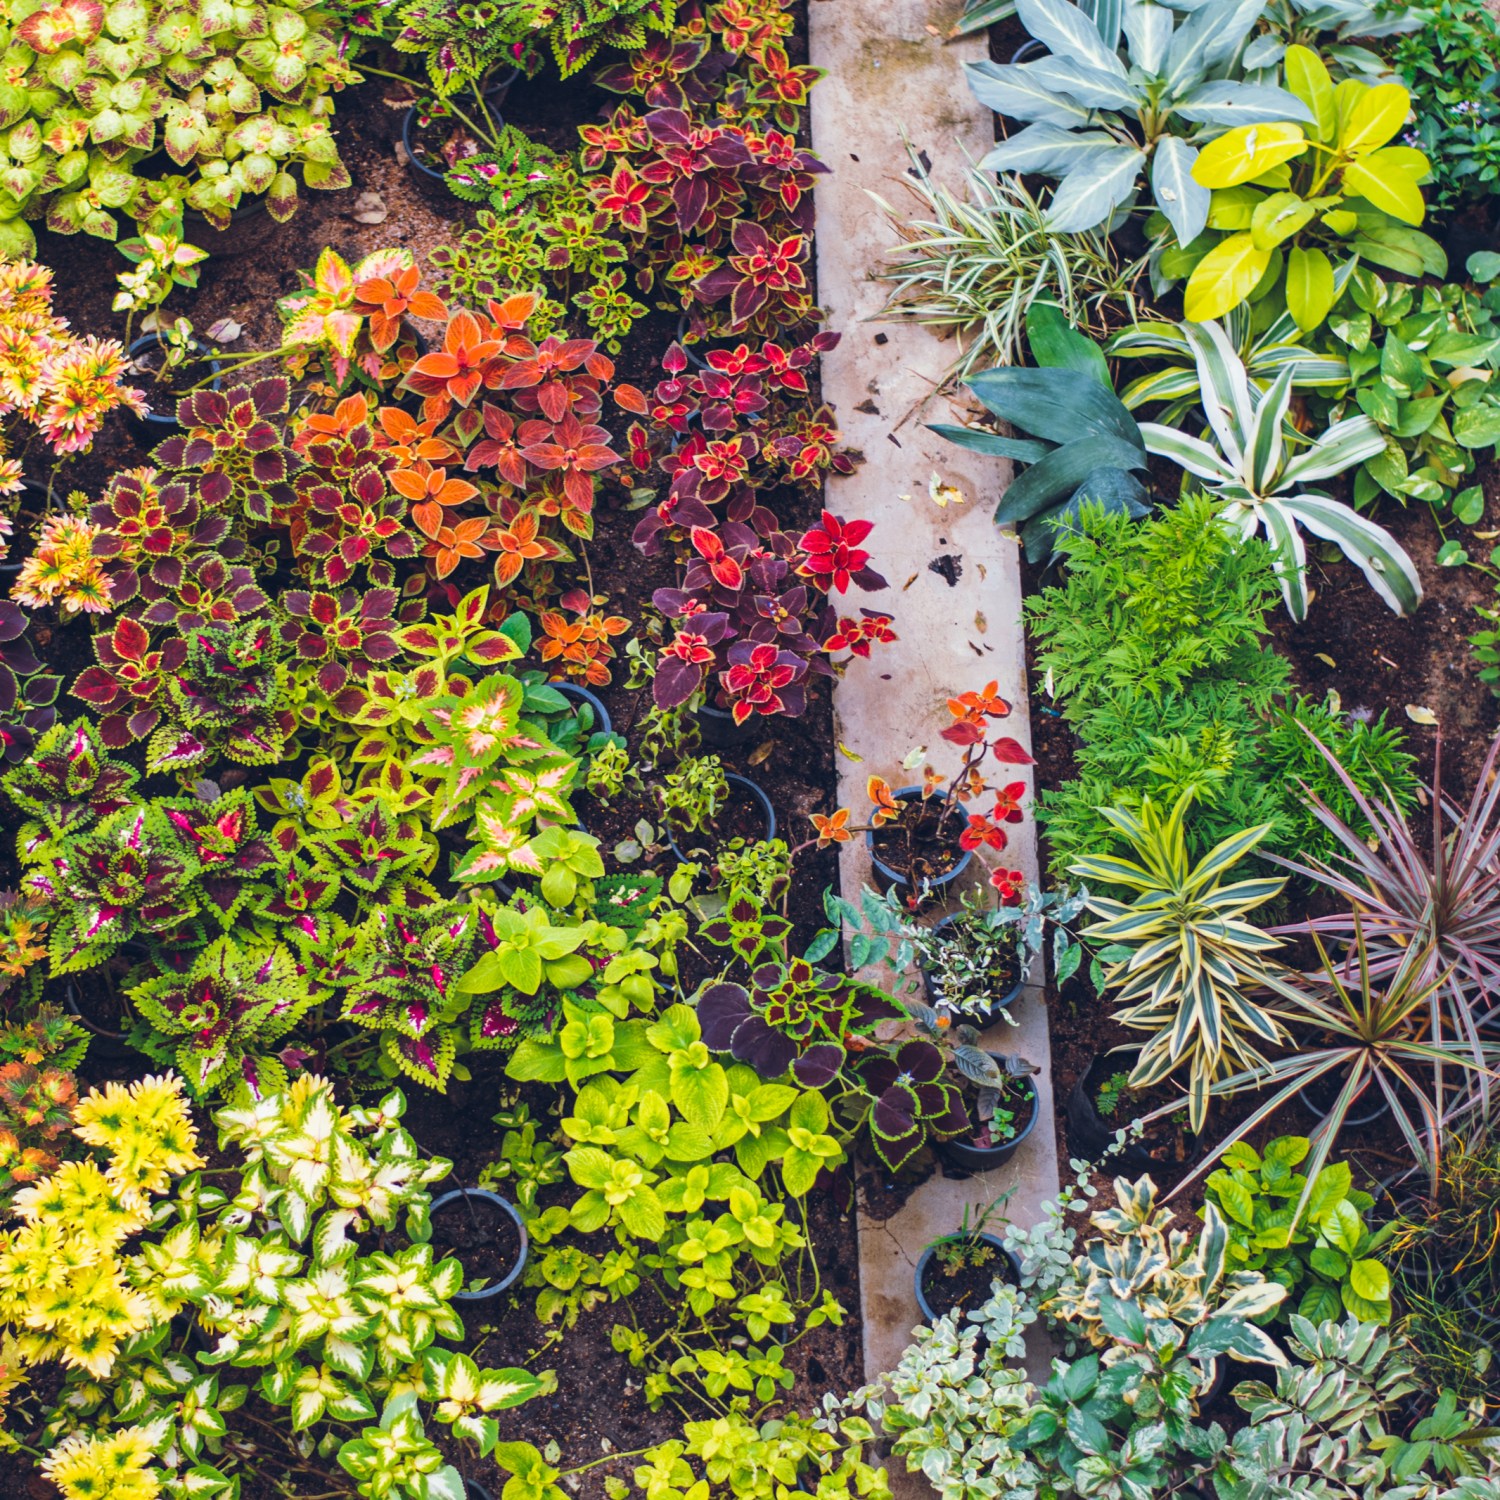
top-left (1142, 319), bottom-right (1421, 621)
top-left (966, 0), bottom-right (1314, 242)
top-left (0, 0), bottom-right (361, 252)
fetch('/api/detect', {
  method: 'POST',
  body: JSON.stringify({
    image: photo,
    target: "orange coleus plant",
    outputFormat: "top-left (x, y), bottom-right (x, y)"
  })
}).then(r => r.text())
top-left (806, 682), bottom-right (1033, 897)
top-left (537, 589), bottom-right (631, 687)
top-left (278, 248), bottom-right (443, 393)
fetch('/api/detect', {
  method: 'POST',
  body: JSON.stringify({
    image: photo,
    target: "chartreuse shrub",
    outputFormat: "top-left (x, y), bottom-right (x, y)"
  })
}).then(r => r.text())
top-left (506, 1000), bottom-right (847, 1338)
top-left (0, 0), bottom-right (361, 254)
top-left (0, 1072), bottom-right (548, 1500)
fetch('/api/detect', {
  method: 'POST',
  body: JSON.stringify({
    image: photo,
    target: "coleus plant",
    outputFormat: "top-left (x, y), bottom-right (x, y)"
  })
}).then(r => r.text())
top-left (127, 936), bottom-right (314, 1102)
top-left (279, 247), bottom-right (446, 393)
top-left (26, 802), bottom-right (205, 972)
top-left (0, 259), bottom-right (146, 487)
top-left (3, 718), bottom-right (138, 847)
top-left (0, 0), bottom-right (361, 253)
top-left (697, 955), bottom-right (904, 1088)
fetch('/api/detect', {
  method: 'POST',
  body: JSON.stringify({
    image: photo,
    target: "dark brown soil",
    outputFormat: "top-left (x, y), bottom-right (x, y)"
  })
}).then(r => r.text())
top-left (431, 1191), bottom-right (525, 1294)
top-left (919, 1238), bottom-right (1010, 1319)
top-left (869, 796), bottom-right (965, 888)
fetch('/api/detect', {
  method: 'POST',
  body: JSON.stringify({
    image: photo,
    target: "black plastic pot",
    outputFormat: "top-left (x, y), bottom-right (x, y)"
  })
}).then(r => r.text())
top-left (430, 1188), bottom-right (528, 1300)
top-left (184, 195), bottom-right (274, 259)
top-left (666, 771), bottom-right (776, 862)
top-left (1298, 1066), bottom-right (1390, 1129)
top-left (1011, 39), bottom-right (1047, 63)
top-left (938, 1066), bottom-right (1038, 1174)
top-left (548, 680), bottom-right (613, 739)
top-left (1064, 1051), bottom-right (1158, 1174)
top-left (694, 699), bottom-right (755, 748)
top-left (63, 979), bottom-right (139, 1063)
top-left (127, 334), bottom-right (222, 437)
top-left (913, 1231), bottom-right (1022, 1322)
top-left (919, 912), bottom-right (1024, 1029)
top-left (402, 73), bottom-right (518, 198)
top-left (674, 313), bottom-right (713, 371)
top-left (465, 1480), bottom-right (497, 1500)
top-left (865, 787), bottom-right (974, 900)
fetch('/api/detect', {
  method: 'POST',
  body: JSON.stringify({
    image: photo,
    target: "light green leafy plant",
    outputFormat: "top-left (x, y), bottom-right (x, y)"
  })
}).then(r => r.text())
top-left (0, 0), bottom-right (360, 255)
top-left (1205, 1135), bottom-right (1394, 1325)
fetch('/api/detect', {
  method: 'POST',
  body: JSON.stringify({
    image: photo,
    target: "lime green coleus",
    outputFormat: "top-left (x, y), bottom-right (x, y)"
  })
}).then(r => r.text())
top-left (1176, 51), bottom-right (1443, 329)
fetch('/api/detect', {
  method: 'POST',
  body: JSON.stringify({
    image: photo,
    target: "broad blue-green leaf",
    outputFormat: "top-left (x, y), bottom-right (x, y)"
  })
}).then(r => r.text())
top-left (1024, 54), bottom-right (1142, 111)
top-left (1026, 300), bottom-right (1111, 382)
top-left (966, 60), bottom-right (1097, 125)
top-left (968, 365), bottom-right (1142, 445)
top-left (1152, 135), bottom-right (1209, 247)
top-left (1121, 0), bottom-right (1172, 73)
top-left (995, 434), bottom-right (1148, 525)
top-left (980, 121), bottom-right (1120, 176)
top-left (1046, 145), bottom-right (1146, 232)
top-left (1017, 0), bottom-right (1131, 76)
top-left (927, 422), bottom-right (1053, 463)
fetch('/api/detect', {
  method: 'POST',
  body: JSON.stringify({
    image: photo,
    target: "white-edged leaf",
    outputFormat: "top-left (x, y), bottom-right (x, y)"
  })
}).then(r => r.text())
top-left (1279, 493), bottom-right (1423, 616)
top-left (1140, 421), bottom-right (1237, 483)
top-left (1278, 413), bottom-right (1387, 485)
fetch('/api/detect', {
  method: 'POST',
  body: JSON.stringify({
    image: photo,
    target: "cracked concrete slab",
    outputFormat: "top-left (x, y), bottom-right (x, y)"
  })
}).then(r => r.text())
top-left (807, 0), bottom-right (1061, 1415)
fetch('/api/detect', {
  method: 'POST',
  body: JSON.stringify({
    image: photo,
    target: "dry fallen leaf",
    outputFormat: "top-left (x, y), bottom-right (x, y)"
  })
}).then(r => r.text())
top-left (1314, 653), bottom-right (1336, 668)
top-left (205, 317), bottom-right (242, 344)
top-left (928, 472), bottom-right (966, 508)
top-left (901, 745), bottom-right (927, 770)
top-left (352, 190), bottom-right (388, 225)
top-left (748, 740), bottom-right (773, 767)
top-left (1326, 689), bottom-right (1341, 715)
top-left (1406, 704), bottom-right (1438, 726)
top-left (974, 610), bottom-right (988, 633)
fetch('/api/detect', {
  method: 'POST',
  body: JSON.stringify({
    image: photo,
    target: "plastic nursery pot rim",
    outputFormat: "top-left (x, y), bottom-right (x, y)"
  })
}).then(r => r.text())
top-left (939, 1066), bottom-right (1039, 1172)
top-left (429, 1187), bottom-right (529, 1300)
top-left (401, 75), bottom-right (518, 186)
top-left (1297, 1069), bottom-right (1391, 1130)
top-left (63, 980), bottom-right (128, 1043)
top-left (546, 678), bottom-right (614, 739)
top-left (127, 334), bottom-right (223, 429)
top-left (864, 786), bottom-right (974, 894)
top-left (465, 1480), bottom-right (498, 1500)
top-left (920, 911), bottom-right (1025, 1025)
top-left (666, 771), bottom-right (777, 863)
top-left (912, 1231), bottom-right (1022, 1323)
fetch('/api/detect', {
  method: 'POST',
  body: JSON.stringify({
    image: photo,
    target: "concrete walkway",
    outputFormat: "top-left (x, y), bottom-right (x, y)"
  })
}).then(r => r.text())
top-left (807, 0), bottom-right (1060, 1402)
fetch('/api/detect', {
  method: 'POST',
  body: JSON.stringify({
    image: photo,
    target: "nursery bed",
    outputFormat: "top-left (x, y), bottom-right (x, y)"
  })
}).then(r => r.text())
top-left (0, 8), bottom-right (873, 1494)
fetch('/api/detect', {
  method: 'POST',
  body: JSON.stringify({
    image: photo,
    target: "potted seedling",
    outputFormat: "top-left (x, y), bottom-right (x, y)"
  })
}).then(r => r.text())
top-left (914, 1198), bottom-right (1022, 1321)
top-left (815, 682), bottom-right (1031, 908)
top-left (660, 754), bottom-right (776, 865)
top-left (428, 1187), bottom-right (529, 1301)
top-left (125, 316), bottom-right (223, 440)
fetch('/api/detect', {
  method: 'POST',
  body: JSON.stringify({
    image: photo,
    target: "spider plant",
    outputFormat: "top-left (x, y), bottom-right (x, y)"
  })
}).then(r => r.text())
top-left (1154, 926), bottom-right (1499, 1211)
top-left (1140, 319), bottom-right (1421, 622)
top-left (868, 146), bottom-right (1145, 386)
top-left (1070, 791), bottom-right (1288, 1132)
top-left (1273, 728), bottom-right (1500, 1095)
